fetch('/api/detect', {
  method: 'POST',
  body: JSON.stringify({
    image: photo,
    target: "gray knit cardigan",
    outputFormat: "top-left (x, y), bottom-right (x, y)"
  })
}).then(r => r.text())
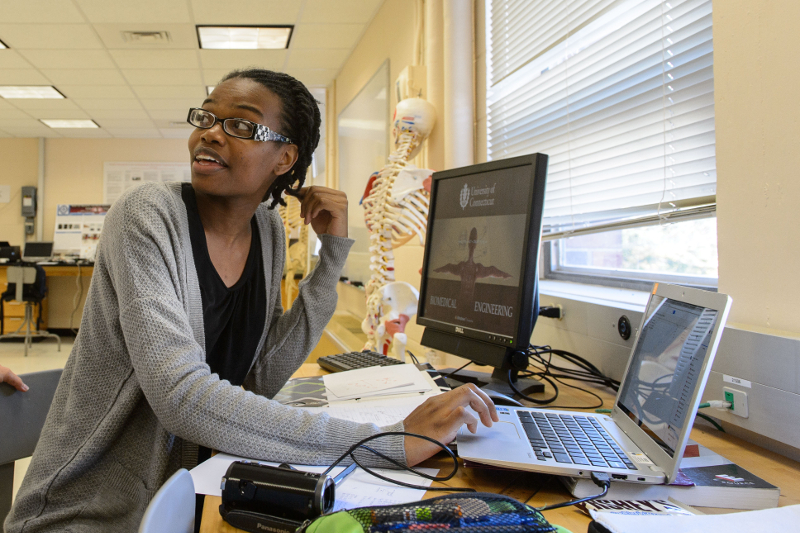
top-left (5, 182), bottom-right (405, 533)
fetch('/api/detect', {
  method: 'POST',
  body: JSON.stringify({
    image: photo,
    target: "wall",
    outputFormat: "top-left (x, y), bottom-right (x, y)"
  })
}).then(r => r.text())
top-left (0, 139), bottom-right (40, 246)
top-left (715, 0), bottom-right (800, 337)
top-left (42, 138), bottom-right (188, 241)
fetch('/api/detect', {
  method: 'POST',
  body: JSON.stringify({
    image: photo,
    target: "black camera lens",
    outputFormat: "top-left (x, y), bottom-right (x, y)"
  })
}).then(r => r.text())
top-left (618, 315), bottom-right (631, 340)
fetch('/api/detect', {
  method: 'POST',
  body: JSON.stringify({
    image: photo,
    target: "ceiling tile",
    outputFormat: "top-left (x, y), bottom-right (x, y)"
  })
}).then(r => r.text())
top-left (122, 69), bottom-right (203, 86)
top-left (0, 50), bottom-right (35, 69)
top-left (93, 23), bottom-right (198, 49)
top-left (286, 48), bottom-right (349, 69)
top-left (290, 24), bottom-right (362, 49)
top-left (0, 108), bottom-right (32, 120)
top-left (56, 128), bottom-right (112, 138)
top-left (202, 69), bottom-right (232, 85)
top-left (0, 119), bottom-right (59, 137)
top-left (94, 119), bottom-right (156, 129)
top-left (0, 1), bottom-right (84, 23)
top-left (284, 68), bottom-right (338, 87)
top-left (27, 109), bottom-right (91, 120)
top-left (74, 0), bottom-right (191, 24)
top-left (301, 0), bottom-right (383, 24)
top-left (72, 98), bottom-right (144, 110)
top-left (159, 128), bottom-right (193, 139)
top-left (199, 49), bottom-right (285, 70)
top-left (88, 108), bottom-right (151, 119)
top-left (132, 85), bottom-right (206, 99)
top-left (58, 85), bottom-right (137, 99)
top-left (0, 24), bottom-right (104, 49)
top-left (140, 98), bottom-right (202, 111)
top-left (110, 49), bottom-right (200, 69)
top-left (42, 69), bottom-right (128, 85)
top-left (190, 0), bottom-right (301, 25)
top-left (105, 128), bottom-right (163, 138)
top-left (147, 109), bottom-right (191, 121)
top-left (19, 50), bottom-right (116, 69)
top-left (8, 99), bottom-right (80, 111)
top-left (0, 69), bottom-right (51, 85)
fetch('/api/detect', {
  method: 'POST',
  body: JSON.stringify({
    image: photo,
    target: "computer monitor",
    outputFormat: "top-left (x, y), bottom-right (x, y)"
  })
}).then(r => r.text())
top-left (22, 242), bottom-right (54, 263)
top-left (416, 154), bottom-right (548, 397)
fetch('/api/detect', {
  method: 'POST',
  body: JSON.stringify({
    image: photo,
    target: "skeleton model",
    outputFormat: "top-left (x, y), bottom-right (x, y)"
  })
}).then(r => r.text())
top-left (360, 97), bottom-right (436, 359)
top-left (279, 195), bottom-right (308, 307)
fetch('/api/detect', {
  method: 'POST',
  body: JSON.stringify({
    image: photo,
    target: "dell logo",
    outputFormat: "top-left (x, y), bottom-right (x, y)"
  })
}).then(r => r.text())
top-left (455, 327), bottom-right (464, 334)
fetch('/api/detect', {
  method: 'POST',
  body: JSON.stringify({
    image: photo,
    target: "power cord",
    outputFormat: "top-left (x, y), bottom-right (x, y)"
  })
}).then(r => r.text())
top-left (537, 472), bottom-right (611, 512)
top-left (321, 431), bottom-right (476, 493)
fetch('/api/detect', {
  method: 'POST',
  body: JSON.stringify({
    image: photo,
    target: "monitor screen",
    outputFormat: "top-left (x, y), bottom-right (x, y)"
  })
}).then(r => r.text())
top-left (616, 295), bottom-right (720, 457)
top-left (23, 242), bottom-right (53, 258)
top-left (417, 154), bottom-right (547, 367)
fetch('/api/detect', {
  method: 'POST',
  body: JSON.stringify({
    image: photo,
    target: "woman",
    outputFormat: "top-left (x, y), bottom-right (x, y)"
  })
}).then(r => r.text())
top-left (5, 69), bottom-right (496, 532)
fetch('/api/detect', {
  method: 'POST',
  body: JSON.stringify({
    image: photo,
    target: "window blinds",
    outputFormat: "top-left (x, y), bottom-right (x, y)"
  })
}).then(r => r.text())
top-left (487, 0), bottom-right (716, 232)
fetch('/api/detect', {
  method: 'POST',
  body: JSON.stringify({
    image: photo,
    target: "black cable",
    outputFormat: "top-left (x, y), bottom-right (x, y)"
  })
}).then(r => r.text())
top-left (537, 472), bottom-right (611, 512)
top-left (443, 361), bottom-right (471, 379)
top-left (696, 412), bottom-right (725, 432)
top-left (406, 350), bottom-right (420, 365)
top-left (321, 431), bottom-right (476, 493)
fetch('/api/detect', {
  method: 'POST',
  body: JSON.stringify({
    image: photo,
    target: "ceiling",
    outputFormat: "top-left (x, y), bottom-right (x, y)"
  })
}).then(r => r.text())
top-left (0, 0), bottom-right (384, 139)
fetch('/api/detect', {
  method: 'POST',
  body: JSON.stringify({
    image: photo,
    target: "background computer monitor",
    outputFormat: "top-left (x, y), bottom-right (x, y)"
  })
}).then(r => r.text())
top-left (416, 153), bottom-right (548, 397)
top-left (22, 242), bottom-right (54, 262)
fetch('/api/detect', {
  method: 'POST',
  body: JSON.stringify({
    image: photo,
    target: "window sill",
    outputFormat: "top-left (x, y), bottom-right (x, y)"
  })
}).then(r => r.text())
top-left (538, 279), bottom-right (650, 313)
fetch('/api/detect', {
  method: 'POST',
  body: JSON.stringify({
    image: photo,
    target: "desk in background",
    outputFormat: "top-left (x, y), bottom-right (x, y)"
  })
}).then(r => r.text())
top-left (199, 364), bottom-right (800, 533)
top-left (0, 264), bottom-right (93, 333)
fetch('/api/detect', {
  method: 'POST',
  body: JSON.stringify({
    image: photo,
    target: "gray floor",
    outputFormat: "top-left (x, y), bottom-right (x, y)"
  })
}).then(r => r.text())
top-left (1, 336), bottom-right (72, 504)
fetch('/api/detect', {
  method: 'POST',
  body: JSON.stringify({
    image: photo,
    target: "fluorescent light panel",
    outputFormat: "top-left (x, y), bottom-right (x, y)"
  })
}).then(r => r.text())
top-left (0, 39), bottom-right (8, 49)
top-left (40, 119), bottom-right (99, 129)
top-left (0, 86), bottom-right (65, 99)
top-left (197, 26), bottom-right (292, 49)
top-left (207, 86), bottom-right (215, 95)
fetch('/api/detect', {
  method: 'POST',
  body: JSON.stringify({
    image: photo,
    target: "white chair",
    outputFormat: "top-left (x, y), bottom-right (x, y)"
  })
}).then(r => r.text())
top-left (0, 265), bottom-right (61, 356)
top-left (138, 468), bottom-right (195, 533)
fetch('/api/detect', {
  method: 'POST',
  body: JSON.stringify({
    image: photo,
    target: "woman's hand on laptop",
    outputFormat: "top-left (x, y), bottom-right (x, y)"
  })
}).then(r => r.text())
top-left (403, 384), bottom-right (498, 466)
top-left (0, 364), bottom-right (28, 392)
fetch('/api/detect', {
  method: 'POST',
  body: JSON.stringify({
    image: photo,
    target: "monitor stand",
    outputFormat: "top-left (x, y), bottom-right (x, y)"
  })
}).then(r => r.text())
top-left (441, 367), bottom-right (545, 398)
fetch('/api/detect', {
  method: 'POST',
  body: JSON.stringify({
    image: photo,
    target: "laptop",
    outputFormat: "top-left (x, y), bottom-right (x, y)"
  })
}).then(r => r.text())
top-left (458, 283), bottom-right (732, 485)
top-left (22, 242), bottom-right (54, 263)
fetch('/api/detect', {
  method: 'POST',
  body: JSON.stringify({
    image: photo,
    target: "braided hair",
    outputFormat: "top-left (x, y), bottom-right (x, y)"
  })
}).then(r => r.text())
top-left (220, 68), bottom-right (321, 208)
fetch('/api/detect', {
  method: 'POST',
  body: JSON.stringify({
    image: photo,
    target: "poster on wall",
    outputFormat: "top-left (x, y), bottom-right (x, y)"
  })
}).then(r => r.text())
top-left (53, 204), bottom-right (111, 262)
top-left (103, 162), bottom-right (191, 204)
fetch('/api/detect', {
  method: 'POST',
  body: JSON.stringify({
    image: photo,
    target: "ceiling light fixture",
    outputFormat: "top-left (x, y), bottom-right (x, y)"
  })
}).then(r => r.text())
top-left (196, 25), bottom-right (293, 49)
top-left (0, 86), bottom-right (65, 99)
top-left (40, 119), bottom-right (99, 129)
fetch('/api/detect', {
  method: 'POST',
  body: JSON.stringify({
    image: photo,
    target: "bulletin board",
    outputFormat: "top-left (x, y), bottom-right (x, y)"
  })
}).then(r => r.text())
top-left (103, 161), bottom-right (191, 204)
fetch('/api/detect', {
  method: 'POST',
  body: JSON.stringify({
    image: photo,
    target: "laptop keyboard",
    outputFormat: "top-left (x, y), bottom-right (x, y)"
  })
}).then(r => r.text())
top-left (517, 411), bottom-right (637, 470)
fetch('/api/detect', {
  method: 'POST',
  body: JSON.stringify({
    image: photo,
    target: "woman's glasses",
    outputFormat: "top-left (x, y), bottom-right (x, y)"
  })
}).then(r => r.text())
top-left (186, 108), bottom-right (293, 144)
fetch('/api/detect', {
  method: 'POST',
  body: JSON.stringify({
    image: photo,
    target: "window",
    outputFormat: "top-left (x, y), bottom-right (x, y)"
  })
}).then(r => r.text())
top-left (486, 0), bottom-right (717, 288)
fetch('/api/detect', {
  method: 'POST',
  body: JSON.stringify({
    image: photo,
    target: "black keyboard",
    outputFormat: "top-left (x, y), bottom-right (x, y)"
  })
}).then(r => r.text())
top-left (317, 350), bottom-right (406, 373)
top-left (517, 411), bottom-right (638, 470)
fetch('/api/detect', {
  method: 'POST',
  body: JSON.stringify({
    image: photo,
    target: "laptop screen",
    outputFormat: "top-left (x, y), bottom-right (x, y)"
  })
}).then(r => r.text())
top-left (617, 295), bottom-right (719, 457)
top-left (23, 242), bottom-right (53, 259)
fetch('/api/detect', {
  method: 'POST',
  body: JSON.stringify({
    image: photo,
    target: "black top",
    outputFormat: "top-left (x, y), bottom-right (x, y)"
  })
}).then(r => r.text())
top-left (181, 183), bottom-right (267, 386)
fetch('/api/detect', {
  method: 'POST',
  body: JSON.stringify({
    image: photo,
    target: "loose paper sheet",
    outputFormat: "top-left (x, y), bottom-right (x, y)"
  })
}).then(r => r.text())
top-left (323, 364), bottom-right (432, 400)
top-left (190, 453), bottom-right (438, 512)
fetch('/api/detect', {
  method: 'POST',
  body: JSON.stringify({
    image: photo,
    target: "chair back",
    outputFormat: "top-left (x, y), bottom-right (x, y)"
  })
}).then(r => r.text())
top-left (138, 468), bottom-right (195, 533)
top-left (0, 368), bottom-right (63, 522)
top-left (5, 266), bottom-right (37, 302)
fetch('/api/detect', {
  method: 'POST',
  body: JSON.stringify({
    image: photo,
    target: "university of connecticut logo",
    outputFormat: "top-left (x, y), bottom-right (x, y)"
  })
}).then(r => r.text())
top-left (460, 183), bottom-right (470, 210)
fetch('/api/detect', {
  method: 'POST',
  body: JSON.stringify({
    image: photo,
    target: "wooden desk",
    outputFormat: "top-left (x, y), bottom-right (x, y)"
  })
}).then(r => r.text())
top-left (200, 365), bottom-right (800, 532)
top-left (0, 264), bottom-right (93, 332)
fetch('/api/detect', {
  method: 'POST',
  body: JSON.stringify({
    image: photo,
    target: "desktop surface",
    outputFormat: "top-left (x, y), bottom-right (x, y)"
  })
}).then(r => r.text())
top-left (199, 364), bottom-right (800, 533)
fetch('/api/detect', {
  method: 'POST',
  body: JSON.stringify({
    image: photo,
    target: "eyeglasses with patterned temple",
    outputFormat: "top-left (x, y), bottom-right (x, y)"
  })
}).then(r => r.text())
top-left (186, 108), bottom-right (293, 144)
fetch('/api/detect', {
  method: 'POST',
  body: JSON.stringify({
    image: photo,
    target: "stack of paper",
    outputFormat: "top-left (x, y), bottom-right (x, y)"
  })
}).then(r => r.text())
top-left (323, 364), bottom-right (432, 401)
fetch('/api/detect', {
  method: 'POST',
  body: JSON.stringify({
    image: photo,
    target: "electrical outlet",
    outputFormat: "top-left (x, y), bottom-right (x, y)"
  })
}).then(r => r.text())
top-left (723, 387), bottom-right (749, 418)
